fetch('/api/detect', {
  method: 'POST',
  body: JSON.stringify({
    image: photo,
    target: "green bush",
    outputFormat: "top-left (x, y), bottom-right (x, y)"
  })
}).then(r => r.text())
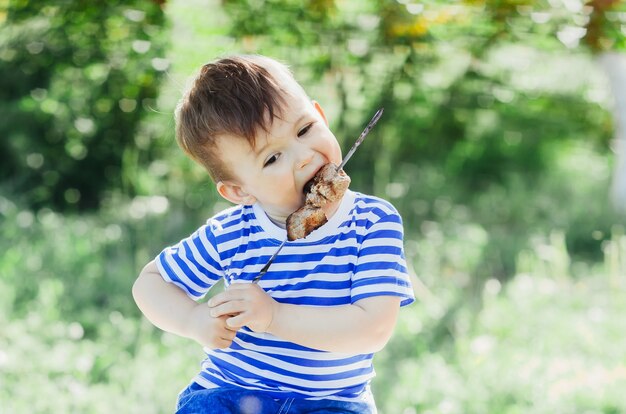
top-left (0, 1), bottom-right (169, 210)
top-left (2, 0), bottom-right (626, 412)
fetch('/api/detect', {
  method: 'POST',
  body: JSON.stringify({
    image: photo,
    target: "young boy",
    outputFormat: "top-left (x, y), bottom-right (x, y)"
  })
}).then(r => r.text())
top-left (132, 55), bottom-right (414, 414)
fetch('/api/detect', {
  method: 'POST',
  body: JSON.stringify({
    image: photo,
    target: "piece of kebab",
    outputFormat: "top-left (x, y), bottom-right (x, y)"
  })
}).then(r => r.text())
top-left (285, 163), bottom-right (351, 240)
top-left (252, 108), bottom-right (384, 283)
top-left (286, 108), bottom-right (384, 240)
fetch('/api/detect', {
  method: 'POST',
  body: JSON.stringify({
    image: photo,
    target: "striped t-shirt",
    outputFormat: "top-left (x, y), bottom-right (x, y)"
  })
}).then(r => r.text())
top-left (156, 190), bottom-right (415, 401)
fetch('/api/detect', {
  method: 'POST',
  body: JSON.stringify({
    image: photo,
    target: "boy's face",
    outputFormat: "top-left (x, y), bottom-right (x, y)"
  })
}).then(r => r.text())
top-left (216, 79), bottom-right (342, 222)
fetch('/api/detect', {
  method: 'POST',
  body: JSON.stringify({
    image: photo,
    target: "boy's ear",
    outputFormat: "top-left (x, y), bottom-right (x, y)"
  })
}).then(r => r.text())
top-left (312, 100), bottom-right (328, 126)
top-left (216, 181), bottom-right (257, 205)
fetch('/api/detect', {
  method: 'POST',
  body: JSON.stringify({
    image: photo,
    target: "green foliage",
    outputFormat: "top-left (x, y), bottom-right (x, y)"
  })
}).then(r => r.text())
top-left (2, 151), bottom-right (626, 412)
top-left (377, 272), bottom-right (626, 414)
top-left (374, 211), bottom-right (626, 413)
top-left (0, 195), bottom-right (205, 412)
top-left (2, 0), bottom-right (626, 412)
top-left (0, 0), bottom-right (169, 210)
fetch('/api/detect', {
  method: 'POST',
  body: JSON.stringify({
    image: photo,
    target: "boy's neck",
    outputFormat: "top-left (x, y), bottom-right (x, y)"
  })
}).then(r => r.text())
top-left (321, 198), bottom-right (341, 220)
top-left (266, 214), bottom-right (287, 229)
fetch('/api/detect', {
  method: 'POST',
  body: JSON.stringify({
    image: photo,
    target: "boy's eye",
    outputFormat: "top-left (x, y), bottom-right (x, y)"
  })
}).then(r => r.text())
top-left (264, 153), bottom-right (280, 167)
top-left (297, 123), bottom-right (314, 137)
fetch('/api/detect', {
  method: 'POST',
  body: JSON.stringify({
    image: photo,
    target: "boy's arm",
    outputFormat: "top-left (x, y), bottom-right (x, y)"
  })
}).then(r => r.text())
top-left (208, 283), bottom-right (401, 354)
top-left (132, 260), bottom-right (237, 349)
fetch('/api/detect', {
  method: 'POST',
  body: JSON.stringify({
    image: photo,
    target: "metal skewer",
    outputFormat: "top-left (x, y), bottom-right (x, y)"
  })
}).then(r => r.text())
top-left (253, 107), bottom-right (384, 284)
top-left (252, 239), bottom-right (287, 283)
top-left (337, 107), bottom-right (384, 171)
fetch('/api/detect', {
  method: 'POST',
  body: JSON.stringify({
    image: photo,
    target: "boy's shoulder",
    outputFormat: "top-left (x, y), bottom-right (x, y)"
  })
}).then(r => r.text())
top-left (352, 191), bottom-right (401, 218)
top-left (205, 203), bottom-right (254, 230)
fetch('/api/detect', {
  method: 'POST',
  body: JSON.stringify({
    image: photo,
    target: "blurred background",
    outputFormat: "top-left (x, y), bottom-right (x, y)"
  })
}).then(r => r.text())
top-left (2, 0), bottom-right (626, 412)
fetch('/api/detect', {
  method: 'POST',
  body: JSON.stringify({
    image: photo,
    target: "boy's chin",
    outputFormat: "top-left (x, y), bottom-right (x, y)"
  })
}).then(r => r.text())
top-left (294, 193), bottom-right (307, 209)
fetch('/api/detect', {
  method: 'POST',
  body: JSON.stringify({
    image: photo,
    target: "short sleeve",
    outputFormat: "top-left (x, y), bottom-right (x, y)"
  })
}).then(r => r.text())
top-left (351, 212), bottom-right (415, 307)
top-left (156, 221), bottom-right (224, 300)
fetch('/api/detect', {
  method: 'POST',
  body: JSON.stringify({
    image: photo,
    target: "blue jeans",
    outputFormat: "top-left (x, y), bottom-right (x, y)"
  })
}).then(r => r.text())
top-left (175, 382), bottom-right (377, 414)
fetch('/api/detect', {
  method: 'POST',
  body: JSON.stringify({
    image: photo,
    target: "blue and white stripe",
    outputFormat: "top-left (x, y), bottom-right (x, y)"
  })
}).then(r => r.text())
top-left (157, 190), bottom-right (414, 400)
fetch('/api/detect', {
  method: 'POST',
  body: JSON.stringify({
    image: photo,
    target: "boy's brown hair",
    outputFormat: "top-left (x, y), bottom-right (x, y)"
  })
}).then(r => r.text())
top-left (175, 55), bottom-right (294, 182)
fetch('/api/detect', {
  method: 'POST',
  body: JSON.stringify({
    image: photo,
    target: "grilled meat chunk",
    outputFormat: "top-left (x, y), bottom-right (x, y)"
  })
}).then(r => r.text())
top-left (285, 163), bottom-right (351, 240)
top-left (305, 163), bottom-right (351, 207)
top-left (286, 205), bottom-right (327, 241)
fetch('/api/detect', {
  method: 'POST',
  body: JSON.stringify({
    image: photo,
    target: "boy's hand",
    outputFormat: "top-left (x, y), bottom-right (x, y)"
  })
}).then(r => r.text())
top-left (186, 303), bottom-right (238, 349)
top-left (208, 283), bottom-right (278, 333)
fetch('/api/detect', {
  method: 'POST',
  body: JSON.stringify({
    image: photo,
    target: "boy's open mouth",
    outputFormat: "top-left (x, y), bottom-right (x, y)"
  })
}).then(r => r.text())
top-left (303, 177), bottom-right (315, 194)
top-left (302, 165), bottom-right (324, 195)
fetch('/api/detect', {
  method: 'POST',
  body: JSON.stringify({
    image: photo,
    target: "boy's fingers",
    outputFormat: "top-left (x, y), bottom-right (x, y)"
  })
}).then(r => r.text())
top-left (209, 283), bottom-right (260, 307)
top-left (226, 313), bottom-right (246, 328)
top-left (207, 294), bottom-right (222, 308)
top-left (215, 339), bottom-right (233, 349)
top-left (225, 323), bottom-right (239, 332)
top-left (211, 300), bottom-right (244, 318)
top-left (217, 315), bottom-right (240, 332)
top-left (208, 290), bottom-right (238, 307)
top-left (220, 326), bottom-right (238, 339)
top-left (227, 283), bottom-right (250, 291)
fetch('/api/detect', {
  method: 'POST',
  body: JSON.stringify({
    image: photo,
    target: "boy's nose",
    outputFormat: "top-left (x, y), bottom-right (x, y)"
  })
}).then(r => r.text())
top-left (296, 150), bottom-right (315, 169)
